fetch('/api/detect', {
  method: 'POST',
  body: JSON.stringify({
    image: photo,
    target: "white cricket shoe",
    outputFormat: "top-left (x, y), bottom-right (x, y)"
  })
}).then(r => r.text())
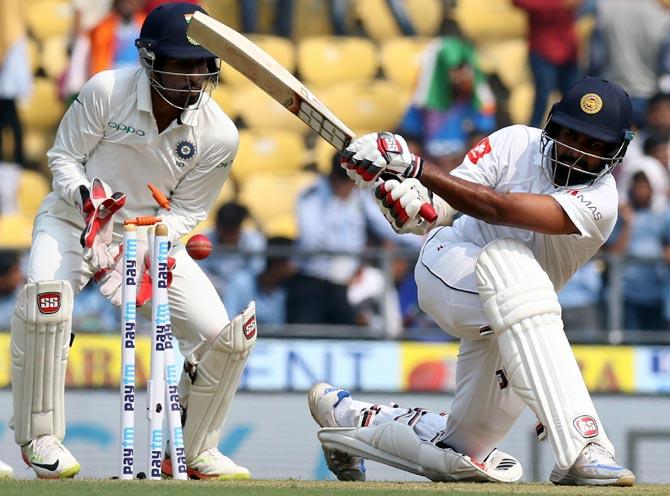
top-left (0, 458), bottom-right (14, 479)
top-left (550, 442), bottom-right (635, 486)
top-left (162, 447), bottom-right (251, 480)
top-left (20, 435), bottom-right (80, 479)
top-left (308, 382), bottom-right (366, 481)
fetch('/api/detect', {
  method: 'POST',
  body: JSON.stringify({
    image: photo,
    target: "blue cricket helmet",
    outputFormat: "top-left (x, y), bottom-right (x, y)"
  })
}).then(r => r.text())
top-left (548, 77), bottom-right (633, 145)
top-left (136, 2), bottom-right (216, 60)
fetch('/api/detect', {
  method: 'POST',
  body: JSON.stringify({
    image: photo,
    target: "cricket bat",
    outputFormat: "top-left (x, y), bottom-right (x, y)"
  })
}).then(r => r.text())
top-left (187, 11), bottom-right (437, 223)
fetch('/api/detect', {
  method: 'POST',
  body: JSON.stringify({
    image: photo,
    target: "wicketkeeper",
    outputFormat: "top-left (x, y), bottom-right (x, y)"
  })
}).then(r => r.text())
top-left (11, 3), bottom-right (255, 479)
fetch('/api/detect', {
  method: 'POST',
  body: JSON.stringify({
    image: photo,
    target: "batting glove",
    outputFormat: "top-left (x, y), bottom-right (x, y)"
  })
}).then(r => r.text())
top-left (374, 178), bottom-right (456, 235)
top-left (341, 132), bottom-right (424, 188)
top-left (77, 178), bottom-right (126, 271)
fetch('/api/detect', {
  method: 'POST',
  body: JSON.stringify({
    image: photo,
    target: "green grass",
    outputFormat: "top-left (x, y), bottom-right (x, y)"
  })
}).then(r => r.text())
top-left (0, 480), bottom-right (668, 496)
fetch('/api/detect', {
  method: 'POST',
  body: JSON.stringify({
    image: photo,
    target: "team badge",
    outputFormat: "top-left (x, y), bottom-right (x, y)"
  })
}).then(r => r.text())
top-left (580, 93), bottom-right (603, 114)
top-left (466, 137), bottom-right (492, 164)
top-left (184, 14), bottom-right (200, 46)
top-left (175, 140), bottom-right (197, 160)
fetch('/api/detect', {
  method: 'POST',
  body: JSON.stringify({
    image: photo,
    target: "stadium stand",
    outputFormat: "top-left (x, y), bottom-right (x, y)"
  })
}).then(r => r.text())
top-left (297, 36), bottom-right (378, 86)
top-left (232, 129), bottom-right (307, 182)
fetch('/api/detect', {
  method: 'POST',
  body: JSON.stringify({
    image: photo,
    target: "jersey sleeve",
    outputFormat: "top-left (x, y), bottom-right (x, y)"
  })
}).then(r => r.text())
top-left (551, 177), bottom-right (619, 248)
top-left (46, 71), bottom-right (112, 206)
top-left (158, 114), bottom-right (239, 241)
top-left (449, 126), bottom-right (520, 187)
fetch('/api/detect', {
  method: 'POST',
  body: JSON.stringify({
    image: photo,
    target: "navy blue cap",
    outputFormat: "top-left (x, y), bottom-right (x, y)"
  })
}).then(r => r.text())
top-left (136, 2), bottom-right (216, 59)
top-left (549, 77), bottom-right (632, 144)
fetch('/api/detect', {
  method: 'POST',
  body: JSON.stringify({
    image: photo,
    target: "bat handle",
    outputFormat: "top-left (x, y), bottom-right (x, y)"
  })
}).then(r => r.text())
top-left (419, 203), bottom-right (438, 223)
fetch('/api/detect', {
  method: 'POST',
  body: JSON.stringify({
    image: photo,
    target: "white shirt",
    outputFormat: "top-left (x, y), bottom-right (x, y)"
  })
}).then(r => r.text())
top-left (432, 125), bottom-right (618, 292)
top-left (42, 68), bottom-right (238, 241)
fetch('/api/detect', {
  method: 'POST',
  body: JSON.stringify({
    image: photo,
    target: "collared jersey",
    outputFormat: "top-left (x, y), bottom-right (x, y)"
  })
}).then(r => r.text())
top-left (42, 67), bottom-right (238, 241)
top-left (432, 124), bottom-right (619, 292)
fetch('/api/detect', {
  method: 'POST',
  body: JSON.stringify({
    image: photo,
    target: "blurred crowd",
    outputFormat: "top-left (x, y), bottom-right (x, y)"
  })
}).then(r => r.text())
top-left (2, 0), bottom-right (670, 342)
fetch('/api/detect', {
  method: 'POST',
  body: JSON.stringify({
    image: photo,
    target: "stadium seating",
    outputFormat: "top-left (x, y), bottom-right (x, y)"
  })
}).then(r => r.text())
top-left (26, 0), bottom-right (72, 42)
top-left (40, 35), bottom-right (70, 80)
top-left (404, 0), bottom-right (444, 36)
top-left (234, 85), bottom-right (312, 134)
top-left (238, 171), bottom-right (317, 235)
top-left (232, 130), bottom-right (307, 182)
top-left (0, 213), bottom-right (33, 249)
top-left (355, 0), bottom-right (443, 41)
top-left (18, 170), bottom-right (50, 219)
top-left (318, 80), bottom-right (411, 132)
top-left (297, 36), bottom-right (378, 86)
top-left (18, 78), bottom-right (65, 130)
top-left (380, 36), bottom-right (432, 89)
top-left (209, 84), bottom-right (236, 119)
top-left (476, 38), bottom-right (531, 90)
top-left (453, 0), bottom-right (527, 43)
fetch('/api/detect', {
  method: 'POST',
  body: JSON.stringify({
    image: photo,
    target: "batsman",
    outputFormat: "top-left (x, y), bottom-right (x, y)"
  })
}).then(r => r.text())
top-left (310, 77), bottom-right (636, 486)
top-left (10, 3), bottom-right (255, 479)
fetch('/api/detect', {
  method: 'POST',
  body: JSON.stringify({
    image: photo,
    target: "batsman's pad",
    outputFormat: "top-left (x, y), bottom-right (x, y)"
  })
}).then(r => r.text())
top-left (475, 238), bottom-right (613, 470)
top-left (182, 302), bottom-right (257, 462)
top-left (318, 424), bottom-right (522, 482)
top-left (11, 281), bottom-right (73, 444)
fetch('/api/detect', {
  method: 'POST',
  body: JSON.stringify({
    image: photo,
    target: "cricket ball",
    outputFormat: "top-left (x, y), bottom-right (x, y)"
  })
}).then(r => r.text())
top-left (186, 234), bottom-right (212, 260)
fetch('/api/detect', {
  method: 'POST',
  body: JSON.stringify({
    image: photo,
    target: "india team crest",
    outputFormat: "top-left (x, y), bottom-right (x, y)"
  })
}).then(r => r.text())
top-left (580, 93), bottom-right (603, 114)
top-left (175, 140), bottom-right (197, 160)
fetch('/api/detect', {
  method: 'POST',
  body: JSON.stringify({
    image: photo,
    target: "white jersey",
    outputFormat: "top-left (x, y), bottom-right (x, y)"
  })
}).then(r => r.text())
top-left (41, 67), bottom-right (238, 241)
top-left (434, 124), bottom-right (619, 291)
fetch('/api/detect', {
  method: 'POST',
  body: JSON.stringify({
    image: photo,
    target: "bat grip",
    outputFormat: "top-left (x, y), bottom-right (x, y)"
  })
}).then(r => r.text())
top-left (379, 173), bottom-right (438, 223)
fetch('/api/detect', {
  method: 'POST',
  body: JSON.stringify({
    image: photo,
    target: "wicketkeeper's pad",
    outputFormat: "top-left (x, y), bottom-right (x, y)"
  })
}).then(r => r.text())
top-left (475, 238), bottom-right (614, 470)
top-left (181, 302), bottom-right (257, 462)
top-left (11, 281), bottom-right (73, 444)
top-left (318, 423), bottom-right (522, 482)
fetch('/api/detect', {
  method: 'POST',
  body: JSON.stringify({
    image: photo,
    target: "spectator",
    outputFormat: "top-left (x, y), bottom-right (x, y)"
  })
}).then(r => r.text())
top-left (398, 36), bottom-right (496, 172)
top-left (287, 154), bottom-right (421, 325)
top-left (88, 0), bottom-right (147, 77)
top-left (558, 261), bottom-right (604, 342)
top-left (643, 132), bottom-right (670, 172)
top-left (626, 93), bottom-right (670, 159)
top-left (606, 170), bottom-right (670, 331)
top-left (199, 201), bottom-right (266, 299)
top-left (0, 161), bottom-right (21, 215)
top-left (0, 250), bottom-right (23, 328)
top-left (589, 0), bottom-right (670, 126)
top-left (513, 0), bottom-right (582, 128)
top-left (0, 0), bottom-right (32, 166)
top-left (224, 236), bottom-right (295, 325)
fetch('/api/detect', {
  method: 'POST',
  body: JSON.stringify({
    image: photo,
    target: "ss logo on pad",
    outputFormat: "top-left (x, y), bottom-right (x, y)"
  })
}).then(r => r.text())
top-left (38, 292), bottom-right (61, 314)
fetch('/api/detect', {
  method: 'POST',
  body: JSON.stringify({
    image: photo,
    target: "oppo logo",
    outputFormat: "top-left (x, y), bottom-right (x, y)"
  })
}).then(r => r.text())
top-left (38, 292), bottom-right (61, 314)
top-left (108, 121), bottom-right (146, 136)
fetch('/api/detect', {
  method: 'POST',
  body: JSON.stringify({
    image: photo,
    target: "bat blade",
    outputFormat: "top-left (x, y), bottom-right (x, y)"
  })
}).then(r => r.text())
top-left (187, 12), bottom-right (437, 224)
top-left (188, 11), bottom-right (354, 151)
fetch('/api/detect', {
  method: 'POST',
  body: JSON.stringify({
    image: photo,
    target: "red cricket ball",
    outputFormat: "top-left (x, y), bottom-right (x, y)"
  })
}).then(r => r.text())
top-left (186, 234), bottom-right (212, 260)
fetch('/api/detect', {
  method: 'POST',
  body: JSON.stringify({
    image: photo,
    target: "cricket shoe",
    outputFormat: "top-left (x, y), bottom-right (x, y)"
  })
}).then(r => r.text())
top-left (0, 458), bottom-right (14, 479)
top-left (308, 382), bottom-right (366, 481)
top-left (162, 446), bottom-right (251, 480)
top-left (550, 442), bottom-right (635, 486)
top-left (20, 435), bottom-right (80, 479)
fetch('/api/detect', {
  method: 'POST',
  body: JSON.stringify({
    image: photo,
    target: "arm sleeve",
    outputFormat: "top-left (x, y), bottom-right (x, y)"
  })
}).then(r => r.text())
top-left (159, 124), bottom-right (239, 242)
top-left (448, 126), bottom-right (515, 187)
top-left (551, 179), bottom-right (619, 248)
top-left (46, 72), bottom-right (112, 206)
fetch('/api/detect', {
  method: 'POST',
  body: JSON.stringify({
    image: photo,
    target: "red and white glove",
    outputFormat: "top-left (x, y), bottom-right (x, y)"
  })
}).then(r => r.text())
top-left (94, 238), bottom-right (175, 307)
top-left (340, 132), bottom-right (424, 188)
top-left (374, 178), bottom-right (457, 235)
top-left (77, 178), bottom-right (126, 271)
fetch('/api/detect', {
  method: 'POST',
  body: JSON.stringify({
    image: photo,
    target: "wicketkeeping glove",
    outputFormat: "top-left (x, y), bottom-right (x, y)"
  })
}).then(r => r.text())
top-left (374, 178), bottom-right (457, 235)
top-left (340, 132), bottom-right (424, 188)
top-left (77, 178), bottom-right (126, 271)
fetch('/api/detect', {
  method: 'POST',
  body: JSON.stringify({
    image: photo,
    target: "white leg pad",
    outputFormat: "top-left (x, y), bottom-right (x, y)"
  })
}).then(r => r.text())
top-left (181, 302), bottom-right (257, 463)
top-left (475, 239), bottom-right (613, 470)
top-left (318, 423), bottom-right (522, 482)
top-left (11, 281), bottom-right (73, 445)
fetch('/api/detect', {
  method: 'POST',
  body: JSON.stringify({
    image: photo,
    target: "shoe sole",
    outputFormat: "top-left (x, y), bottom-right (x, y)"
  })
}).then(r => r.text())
top-left (161, 457), bottom-right (251, 480)
top-left (22, 451), bottom-right (80, 480)
top-left (308, 382), bottom-right (335, 427)
top-left (551, 470), bottom-right (636, 487)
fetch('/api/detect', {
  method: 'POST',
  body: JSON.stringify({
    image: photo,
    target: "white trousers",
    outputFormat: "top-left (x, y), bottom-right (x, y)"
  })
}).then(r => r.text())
top-left (25, 213), bottom-right (229, 357)
top-left (412, 228), bottom-right (527, 460)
